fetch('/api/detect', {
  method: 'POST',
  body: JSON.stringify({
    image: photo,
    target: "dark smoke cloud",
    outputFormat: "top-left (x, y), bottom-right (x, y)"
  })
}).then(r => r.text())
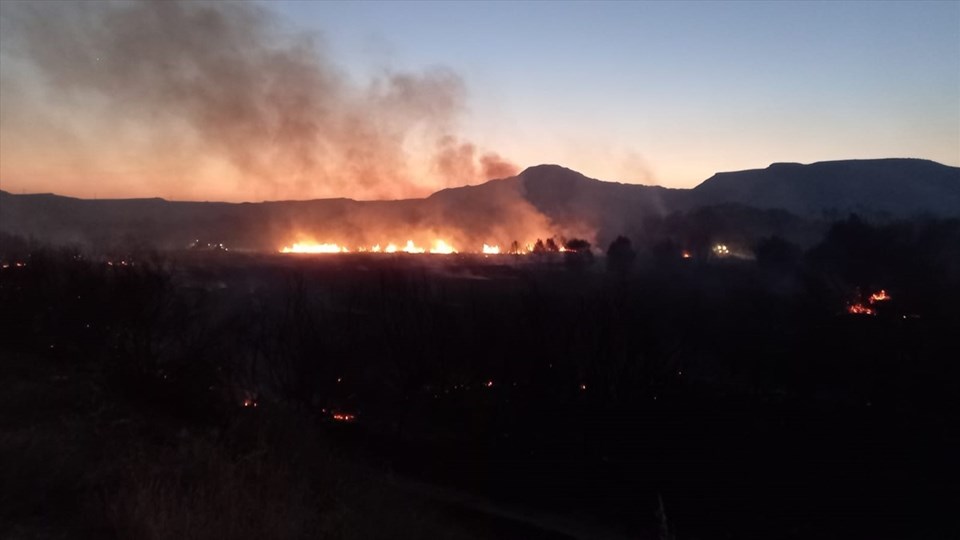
top-left (0, 0), bottom-right (516, 200)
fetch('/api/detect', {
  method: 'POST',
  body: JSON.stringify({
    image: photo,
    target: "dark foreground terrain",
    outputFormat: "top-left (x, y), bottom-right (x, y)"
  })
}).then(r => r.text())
top-left (2, 216), bottom-right (959, 539)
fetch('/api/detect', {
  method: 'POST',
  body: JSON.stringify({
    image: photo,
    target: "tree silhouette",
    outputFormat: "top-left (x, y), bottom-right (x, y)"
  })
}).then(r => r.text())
top-left (606, 235), bottom-right (636, 273)
top-left (563, 238), bottom-right (593, 269)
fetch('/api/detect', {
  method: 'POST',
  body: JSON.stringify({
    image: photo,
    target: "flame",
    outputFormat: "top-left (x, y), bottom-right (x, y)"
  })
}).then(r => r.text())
top-left (332, 412), bottom-right (356, 422)
top-left (402, 240), bottom-right (425, 253)
top-left (281, 242), bottom-right (346, 254)
top-left (429, 240), bottom-right (457, 254)
top-left (278, 237), bottom-right (557, 255)
top-left (682, 251), bottom-right (692, 259)
top-left (847, 289), bottom-right (890, 315)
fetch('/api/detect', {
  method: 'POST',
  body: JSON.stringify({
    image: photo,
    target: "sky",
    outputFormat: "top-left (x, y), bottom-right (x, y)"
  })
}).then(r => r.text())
top-left (0, 0), bottom-right (957, 201)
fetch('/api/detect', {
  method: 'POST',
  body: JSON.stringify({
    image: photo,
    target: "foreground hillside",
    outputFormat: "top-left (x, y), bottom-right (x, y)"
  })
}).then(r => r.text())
top-left (2, 215), bottom-right (959, 539)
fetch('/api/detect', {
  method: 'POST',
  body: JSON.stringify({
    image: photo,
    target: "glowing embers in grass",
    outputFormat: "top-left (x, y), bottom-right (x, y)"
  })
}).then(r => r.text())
top-left (331, 412), bottom-right (356, 422)
top-left (869, 289), bottom-right (891, 304)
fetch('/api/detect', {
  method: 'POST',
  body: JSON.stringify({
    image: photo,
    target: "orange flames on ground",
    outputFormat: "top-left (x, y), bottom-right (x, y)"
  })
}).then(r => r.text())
top-left (847, 289), bottom-right (891, 316)
top-left (281, 242), bottom-right (345, 254)
top-left (279, 234), bottom-right (599, 256)
top-left (847, 303), bottom-right (875, 316)
top-left (280, 240), bottom-right (516, 255)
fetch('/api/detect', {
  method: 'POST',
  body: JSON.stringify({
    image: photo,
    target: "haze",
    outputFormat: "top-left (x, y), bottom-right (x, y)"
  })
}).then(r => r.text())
top-left (1, 0), bottom-right (957, 202)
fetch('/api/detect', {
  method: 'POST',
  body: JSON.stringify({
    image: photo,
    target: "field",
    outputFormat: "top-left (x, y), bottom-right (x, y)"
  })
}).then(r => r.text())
top-left (2, 218), bottom-right (958, 539)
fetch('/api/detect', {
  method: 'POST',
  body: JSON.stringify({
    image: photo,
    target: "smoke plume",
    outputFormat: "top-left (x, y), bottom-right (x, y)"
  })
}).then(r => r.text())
top-left (0, 0), bottom-right (516, 201)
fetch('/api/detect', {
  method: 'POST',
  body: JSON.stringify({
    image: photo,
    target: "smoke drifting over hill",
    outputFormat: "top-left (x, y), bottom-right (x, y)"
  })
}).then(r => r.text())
top-left (0, 0), bottom-right (516, 200)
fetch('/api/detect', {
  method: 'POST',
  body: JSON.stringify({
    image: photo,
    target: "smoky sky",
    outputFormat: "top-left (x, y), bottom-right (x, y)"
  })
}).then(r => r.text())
top-left (0, 0), bottom-right (517, 201)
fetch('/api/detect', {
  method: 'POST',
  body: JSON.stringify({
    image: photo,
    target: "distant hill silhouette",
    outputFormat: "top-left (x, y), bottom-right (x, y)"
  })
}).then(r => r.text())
top-left (687, 158), bottom-right (960, 218)
top-left (1, 159), bottom-right (957, 250)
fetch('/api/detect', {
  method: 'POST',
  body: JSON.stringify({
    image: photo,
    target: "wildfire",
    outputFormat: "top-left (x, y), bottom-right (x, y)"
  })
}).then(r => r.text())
top-left (281, 242), bottom-right (346, 254)
top-left (279, 236), bottom-right (583, 255)
top-left (847, 303), bottom-right (875, 316)
top-left (847, 289), bottom-right (891, 316)
top-left (429, 240), bottom-right (456, 254)
top-left (331, 412), bottom-right (356, 422)
top-left (280, 239), bottom-right (515, 255)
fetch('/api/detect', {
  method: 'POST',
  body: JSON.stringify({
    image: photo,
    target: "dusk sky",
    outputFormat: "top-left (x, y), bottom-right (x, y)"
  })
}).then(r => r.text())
top-left (1, 0), bottom-right (957, 201)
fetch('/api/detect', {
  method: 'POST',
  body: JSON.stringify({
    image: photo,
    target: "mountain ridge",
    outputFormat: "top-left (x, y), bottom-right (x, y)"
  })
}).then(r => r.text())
top-left (2, 158), bottom-right (957, 251)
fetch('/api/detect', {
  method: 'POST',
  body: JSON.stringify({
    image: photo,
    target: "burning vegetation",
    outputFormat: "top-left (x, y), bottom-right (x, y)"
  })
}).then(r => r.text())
top-left (847, 288), bottom-right (892, 316)
top-left (279, 236), bottom-right (593, 255)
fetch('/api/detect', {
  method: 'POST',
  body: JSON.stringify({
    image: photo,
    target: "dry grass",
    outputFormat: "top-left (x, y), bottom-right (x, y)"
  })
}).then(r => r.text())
top-left (103, 413), bottom-right (486, 540)
top-left (107, 437), bottom-right (318, 539)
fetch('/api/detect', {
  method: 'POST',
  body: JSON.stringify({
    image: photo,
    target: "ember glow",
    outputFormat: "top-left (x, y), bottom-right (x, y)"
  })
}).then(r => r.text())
top-left (869, 290), bottom-right (891, 303)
